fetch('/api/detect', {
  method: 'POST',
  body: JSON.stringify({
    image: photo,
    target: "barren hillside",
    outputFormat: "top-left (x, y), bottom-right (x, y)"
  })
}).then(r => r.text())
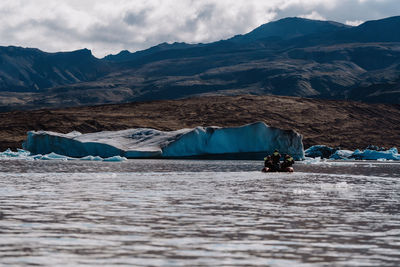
top-left (0, 95), bottom-right (399, 151)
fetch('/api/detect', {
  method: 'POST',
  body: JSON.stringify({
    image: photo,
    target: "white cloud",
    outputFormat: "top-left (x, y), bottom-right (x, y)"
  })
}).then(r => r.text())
top-left (299, 11), bottom-right (326, 21)
top-left (0, 0), bottom-right (398, 57)
top-left (345, 20), bottom-right (364, 26)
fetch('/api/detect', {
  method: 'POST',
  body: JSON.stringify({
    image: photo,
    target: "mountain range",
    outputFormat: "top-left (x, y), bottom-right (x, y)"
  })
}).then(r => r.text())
top-left (0, 16), bottom-right (399, 110)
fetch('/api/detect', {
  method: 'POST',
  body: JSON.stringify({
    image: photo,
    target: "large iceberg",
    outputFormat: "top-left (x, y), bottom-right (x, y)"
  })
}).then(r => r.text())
top-left (23, 122), bottom-right (305, 160)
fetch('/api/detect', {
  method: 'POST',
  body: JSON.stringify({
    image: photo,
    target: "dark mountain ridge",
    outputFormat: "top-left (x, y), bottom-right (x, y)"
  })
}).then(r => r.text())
top-left (0, 16), bottom-right (399, 110)
top-left (0, 47), bottom-right (113, 92)
top-left (229, 17), bottom-right (351, 43)
top-left (103, 42), bottom-right (203, 63)
top-left (104, 16), bottom-right (400, 63)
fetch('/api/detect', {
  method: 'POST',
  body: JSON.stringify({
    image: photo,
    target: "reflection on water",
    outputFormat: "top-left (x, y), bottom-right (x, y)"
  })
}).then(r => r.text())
top-left (0, 160), bottom-right (400, 266)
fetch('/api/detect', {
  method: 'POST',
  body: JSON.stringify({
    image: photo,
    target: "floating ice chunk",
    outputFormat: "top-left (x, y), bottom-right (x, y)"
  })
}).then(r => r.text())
top-left (0, 149), bottom-right (126, 162)
top-left (31, 154), bottom-right (46, 160)
top-left (1, 148), bottom-right (29, 158)
top-left (305, 145), bottom-right (337, 158)
top-left (103, 156), bottom-right (127, 162)
top-left (80, 155), bottom-right (104, 161)
top-left (46, 152), bottom-right (72, 160)
top-left (306, 145), bottom-right (400, 161)
top-left (17, 149), bottom-right (31, 155)
top-left (32, 152), bottom-right (71, 161)
top-left (377, 158), bottom-right (389, 162)
top-left (352, 147), bottom-right (400, 160)
top-left (303, 157), bottom-right (325, 164)
top-left (330, 150), bottom-right (353, 160)
top-left (23, 122), bottom-right (305, 160)
top-left (0, 148), bottom-right (32, 160)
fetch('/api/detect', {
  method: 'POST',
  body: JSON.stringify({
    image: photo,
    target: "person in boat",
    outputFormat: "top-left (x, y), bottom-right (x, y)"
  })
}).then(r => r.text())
top-left (263, 155), bottom-right (274, 172)
top-left (271, 149), bottom-right (281, 172)
top-left (281, 154), bottom-right (294, 171)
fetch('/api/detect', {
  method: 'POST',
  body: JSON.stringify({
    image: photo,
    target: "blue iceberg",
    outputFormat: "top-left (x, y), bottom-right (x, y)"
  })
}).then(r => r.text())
top-left (329, 149), bottom-right (354, 160)
top-left (305, 145), bottom-right (337, 158)
top-left (351, 147), bottom-right (400, 160)
top-left (305, 145), bottom-right (400, 161)
top-left (22, 122), bottom-right (305, 160)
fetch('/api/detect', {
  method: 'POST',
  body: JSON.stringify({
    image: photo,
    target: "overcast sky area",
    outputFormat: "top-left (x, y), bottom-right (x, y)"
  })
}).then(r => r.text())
top-left (0, 0), bottom-right (399, 58)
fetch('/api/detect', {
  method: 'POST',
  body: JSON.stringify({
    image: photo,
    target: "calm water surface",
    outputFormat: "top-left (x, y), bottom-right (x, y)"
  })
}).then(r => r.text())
top-left (0, 160), bottom-right (400, 266)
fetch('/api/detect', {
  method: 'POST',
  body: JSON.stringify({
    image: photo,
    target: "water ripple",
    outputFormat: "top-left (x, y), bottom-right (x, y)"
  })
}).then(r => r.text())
top-left (0, 161), bottom-right (400, 266)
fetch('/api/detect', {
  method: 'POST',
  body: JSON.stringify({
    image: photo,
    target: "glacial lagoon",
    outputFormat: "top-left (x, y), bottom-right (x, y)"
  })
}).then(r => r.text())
top-left (1, 159), bottom-right (400, 266)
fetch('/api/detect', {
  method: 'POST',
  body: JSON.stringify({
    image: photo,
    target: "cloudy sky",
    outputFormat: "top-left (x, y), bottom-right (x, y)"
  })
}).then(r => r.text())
top-left (0, 0), bottom-right (399, 58)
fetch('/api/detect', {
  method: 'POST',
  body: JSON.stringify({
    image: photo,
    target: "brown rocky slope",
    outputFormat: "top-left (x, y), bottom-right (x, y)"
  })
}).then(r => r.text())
top-left (0, 95), bottom-right (399, 152)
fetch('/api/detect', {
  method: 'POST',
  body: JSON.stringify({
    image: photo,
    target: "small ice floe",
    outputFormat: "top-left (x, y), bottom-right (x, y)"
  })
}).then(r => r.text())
top-left (103, 156), bottom-right (127, 162)
top-left (32, 152), bottom-right (71, 161)
top-left (377, 158), bottom-right (390, 162)
top-left (80, 155), bottom-right (104, 161)
top-left (352, 147), bottom-right (400, 160)
top-left (0, 149), bottom-right (127, 162)
top-left (303, 157), bottom-right (328, 164)
top-left (0, 149), bottom-right (32, 160)
top-left (305, 145), bottom-right (400, 161)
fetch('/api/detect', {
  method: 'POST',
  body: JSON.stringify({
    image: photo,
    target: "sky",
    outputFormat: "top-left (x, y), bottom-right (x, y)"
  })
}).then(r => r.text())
top-left (0, 0), bottom-right (399, 58)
